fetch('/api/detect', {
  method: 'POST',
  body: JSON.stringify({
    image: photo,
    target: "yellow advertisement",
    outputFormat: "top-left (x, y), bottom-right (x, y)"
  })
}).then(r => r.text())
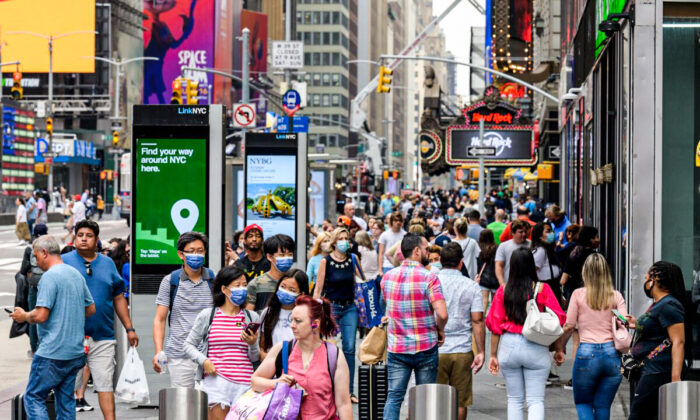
top-left (0, 0), bottom-right (95, 73)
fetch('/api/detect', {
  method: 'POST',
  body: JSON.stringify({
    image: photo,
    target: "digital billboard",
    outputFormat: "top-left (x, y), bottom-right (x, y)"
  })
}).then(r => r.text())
top-left (143, 0), bottom-right (214, 104)
top-left (134, 137), bottom-right (207, 264)
top-left (245, 155), bottom-right (297, 240)
top-left (309, 170), bottom-right (325, 226)
top-left (0, 0), bottom-right (95, 73)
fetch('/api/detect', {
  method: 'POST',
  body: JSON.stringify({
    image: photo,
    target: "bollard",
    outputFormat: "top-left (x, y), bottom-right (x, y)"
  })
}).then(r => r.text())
top-left (408, 384), bottom-right (459, 420)
top-left (159, 388), bottom-right (208, 420)
top-left (658, 381), bottom-right (700, 419)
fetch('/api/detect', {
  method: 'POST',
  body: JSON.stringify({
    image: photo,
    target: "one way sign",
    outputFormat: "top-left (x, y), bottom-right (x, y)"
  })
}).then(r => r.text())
top-left (233, 103), bottom-right (256, 128)
top-left (467, 146), bottom-right (497, 157)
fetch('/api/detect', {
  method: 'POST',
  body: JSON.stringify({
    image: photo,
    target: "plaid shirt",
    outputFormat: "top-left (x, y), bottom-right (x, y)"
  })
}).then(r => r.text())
top-left (381, 260), bottom-right (445, 354)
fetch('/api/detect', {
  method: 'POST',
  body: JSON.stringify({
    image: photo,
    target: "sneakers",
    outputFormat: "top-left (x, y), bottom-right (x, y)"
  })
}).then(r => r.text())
top-left (563, 379), bottom-right (573, 390)
top-left (75, 398), bottom-right (94, 412)
top-left (546, 372), bottom-right (559, 385)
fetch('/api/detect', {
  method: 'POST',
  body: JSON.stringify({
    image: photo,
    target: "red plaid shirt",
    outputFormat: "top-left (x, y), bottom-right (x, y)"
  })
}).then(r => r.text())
top-left (381, 260), bottom-right (445, 354)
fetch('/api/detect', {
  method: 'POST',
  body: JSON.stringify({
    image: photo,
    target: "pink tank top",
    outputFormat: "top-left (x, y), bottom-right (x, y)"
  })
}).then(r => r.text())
top-left (287, 342), bottom-right (337, 420)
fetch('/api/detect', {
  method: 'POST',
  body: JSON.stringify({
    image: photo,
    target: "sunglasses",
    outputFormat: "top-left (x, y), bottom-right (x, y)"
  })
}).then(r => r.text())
top-left (84, 261), bottom-right (93, 277)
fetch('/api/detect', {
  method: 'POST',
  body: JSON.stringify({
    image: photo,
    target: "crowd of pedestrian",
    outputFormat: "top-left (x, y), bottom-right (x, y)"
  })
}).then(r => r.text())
top-left (8, 185), bottom-right (698, 420)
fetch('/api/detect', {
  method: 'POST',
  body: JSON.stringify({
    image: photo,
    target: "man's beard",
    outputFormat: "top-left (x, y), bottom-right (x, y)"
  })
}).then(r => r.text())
top-left (421, 255), bottom-right (430, 266)
top-left (246, 243), bottom-right (260, 251)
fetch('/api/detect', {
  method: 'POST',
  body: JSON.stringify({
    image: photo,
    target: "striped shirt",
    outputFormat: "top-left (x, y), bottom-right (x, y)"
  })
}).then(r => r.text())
top-left (381, 260), bottom-right (445, 354)
top-left (155, 269), bottom-right (214, 359)
top-left (207, 308), bottom-right (254, 384)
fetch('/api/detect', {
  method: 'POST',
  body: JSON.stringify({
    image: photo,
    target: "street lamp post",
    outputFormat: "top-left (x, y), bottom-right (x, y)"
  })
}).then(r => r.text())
top-left (7, 30), bottom-right (97, 208)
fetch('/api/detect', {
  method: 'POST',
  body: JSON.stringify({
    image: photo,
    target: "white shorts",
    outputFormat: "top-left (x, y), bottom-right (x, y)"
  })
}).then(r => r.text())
top-left (75, 339), bottom-right (116, 393)
top-left (201, 374), bottom-right (249, 408)
top-left (168, 357), bottom-right (198, 388)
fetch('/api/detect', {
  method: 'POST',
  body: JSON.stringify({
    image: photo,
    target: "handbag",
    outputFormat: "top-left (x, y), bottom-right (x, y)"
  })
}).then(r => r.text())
top-left (359, 325), bottom-right (387, 364)
top-left (351, 254), bottom-right (384, 328)
top-left (620, 334), bottom-right (672, 382)
top-left (522, 283), bottom-right (563, 346)
top-left (611, 317), bottom-right (632, 353)
top-left (476, 256), bottom-right (500, 290)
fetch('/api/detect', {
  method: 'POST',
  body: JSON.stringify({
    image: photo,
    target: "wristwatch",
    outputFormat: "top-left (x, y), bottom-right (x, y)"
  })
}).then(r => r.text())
top-left (125, 328), bottom-right (136, 333)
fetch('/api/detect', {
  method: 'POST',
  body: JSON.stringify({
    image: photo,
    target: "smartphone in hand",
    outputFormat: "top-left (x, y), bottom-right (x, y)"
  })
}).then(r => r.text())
top-left (245, 322), bottom-right (260, 335)
top-left (612, 309), bottom-right (628, 325)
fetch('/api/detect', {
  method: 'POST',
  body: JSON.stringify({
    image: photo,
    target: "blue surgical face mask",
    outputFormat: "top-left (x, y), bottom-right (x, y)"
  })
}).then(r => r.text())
top-left (275, 256), bottom-right (294, 272)
top-left (276, 288), bottom-right (299, 306)
top-left (431, 262), bottom-right (442, 270)
top-left (184, 253), bottom-right (205, 270)
top-left (545, 232), bottom-right (555, 244)
top-left (337, 240), bottom-right (350, 253)
top-left (228, 286), bottom-right (248, 306)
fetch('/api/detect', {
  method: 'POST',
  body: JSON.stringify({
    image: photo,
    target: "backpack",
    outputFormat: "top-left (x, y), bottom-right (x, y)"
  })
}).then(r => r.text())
top-left (274, 339), bottom-right (339, 393)
top-left (168, 268), bottom-right (215, 325)
top-left (202, 306), bottom-right (254, 344)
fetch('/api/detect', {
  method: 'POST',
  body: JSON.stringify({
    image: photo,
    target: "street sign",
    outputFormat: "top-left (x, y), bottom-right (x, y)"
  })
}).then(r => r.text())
top-left (111, 120), bottom-right (124, 131)
top-left (467, 146), bottom-right (497, 157)
top-left (272, 41), bottom-right (304, 69)
top-left (282, 89), bottom-right (301, 116)
top-left (233, 103), bottom-right (256, 128)
top-left (549, 145), bottom-right (561, 159)
top-left (277, 116), bottom-right (309, 133)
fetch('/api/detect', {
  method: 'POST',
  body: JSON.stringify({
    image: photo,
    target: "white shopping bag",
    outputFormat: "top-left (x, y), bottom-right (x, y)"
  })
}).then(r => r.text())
top-left (115, 347), bottom-right (150, 405)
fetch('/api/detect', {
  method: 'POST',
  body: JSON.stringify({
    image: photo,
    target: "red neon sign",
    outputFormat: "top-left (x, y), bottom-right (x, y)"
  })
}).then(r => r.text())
top-left (471, 112), bottom-right (514, 125)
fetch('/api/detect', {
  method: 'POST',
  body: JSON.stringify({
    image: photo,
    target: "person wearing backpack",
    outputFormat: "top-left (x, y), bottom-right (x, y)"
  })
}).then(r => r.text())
top-left (251, 295), bottom-right (352, 420)
top-left (152, 231), bottom-right (215, 387)
top-left (20, 223), bottom-right (49, 358)
top-left (184, 266), bottom-right (260, 420)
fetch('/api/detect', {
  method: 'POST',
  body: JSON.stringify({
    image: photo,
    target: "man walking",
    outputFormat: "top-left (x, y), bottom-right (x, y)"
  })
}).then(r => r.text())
top-left (63, 220), bottom-right (138, 420)
top-left (499, 205), bottom-right (536, 242)
top-left (344, 201), bottom-right (367, 230)
top-left (495, 219), bottom-right (531, 285)
top-left (25, 190), bottom-right (37, 237)
top-left (466, 209), bottom-right (484, 241)
top-left (436, 243), bottom-right (485, 420)
top-left (381, 233), bottom-right (448, 420)
top-left (377, 212), bottom-right (406, 274)
top-left (153, 231), bottom-right (214, 387)
top-left (246, 234), bottom-right (295, 312)
top-left (487, 209), bottom-right (508, 245)
top-left (234, 224), bottom-right (271, 283)
top-left (10, 235), bottom-right (95, 419)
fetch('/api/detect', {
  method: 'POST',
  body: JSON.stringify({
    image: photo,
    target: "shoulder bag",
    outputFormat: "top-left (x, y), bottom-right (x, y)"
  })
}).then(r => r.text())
top-left (620, 332), bottom-right (671, 382)
top-left (522, 282), bottom-right (563, 346)
top-left (612, 316), bottom-right (632, 353)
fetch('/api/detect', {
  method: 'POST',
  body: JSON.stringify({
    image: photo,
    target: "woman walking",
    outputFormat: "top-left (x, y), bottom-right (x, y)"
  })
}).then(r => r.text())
top-left (184, 266), bottom-right (261, 420)
top-left (557, 253), bottom-right (626, 419)
top-left (15, 197), bottom-right (31, 245)
top-left (626, 261), bottom-right (689, 420)
top-left (259, 269), bottom-right (310, 359)
top-left (355, 230), bottom-right (379, 280)
top-left (306, 232), bottom-right (330, 293)
top-left (476, 229), bottom-right (500, 310)
top-left (531, 222), bottom-right (563, 304)
top-left (486, 248), bottom-right (566, 420)
top-left (314, 227), bottom-right (365, 404)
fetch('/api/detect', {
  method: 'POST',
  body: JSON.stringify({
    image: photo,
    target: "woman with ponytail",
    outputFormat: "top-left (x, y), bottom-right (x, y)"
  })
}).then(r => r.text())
top-left (252, 296), bottom-right (353, 420)
top-left (626, 261), bottom-right (691, 420)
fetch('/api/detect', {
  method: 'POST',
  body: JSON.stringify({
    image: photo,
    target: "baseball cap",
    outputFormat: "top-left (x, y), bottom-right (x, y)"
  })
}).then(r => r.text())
top-left (33, 223), bottom-right (48, 237)
top-left (434, 235), bottom-right (452, 247)
top-left (73, 194), bottom-right (81, 200)
top-left (244, 224), bottom-right (263, 236)
top-left (337, 216), bottom-right (352, 227)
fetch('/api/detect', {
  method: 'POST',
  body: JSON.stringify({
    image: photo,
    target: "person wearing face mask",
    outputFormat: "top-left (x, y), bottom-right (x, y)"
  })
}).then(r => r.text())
top-left (427, 244), bottom-right (443, 274)
top-left (184, 266), bottom-right (260, 420)
top-left (306, 232), bottom-right (331, 293)
top-left (530, 222), bottom-right (563, 304)
top-left (314, 227), bottom-right (367, 404)
top-left (259, 269), bottom-right (310, 360)
top-left (355, 230), bottom-right (379, 280)
top-left (560, 226), bottom-right (600, 302)
top-left (152, 231), bottom-right (214, 388)
top-left (246, 234), bottom-right (295, 313)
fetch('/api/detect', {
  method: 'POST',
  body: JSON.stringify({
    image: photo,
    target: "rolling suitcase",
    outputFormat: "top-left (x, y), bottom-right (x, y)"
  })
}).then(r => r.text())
top-left (12, 392), bottom-right (57, 420)
top-left (358, 363), bottom-right (388, 420)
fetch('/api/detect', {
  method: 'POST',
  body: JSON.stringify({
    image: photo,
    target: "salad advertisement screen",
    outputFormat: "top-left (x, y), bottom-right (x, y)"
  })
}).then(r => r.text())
top-left (245, 155), bottom-right (297, 242)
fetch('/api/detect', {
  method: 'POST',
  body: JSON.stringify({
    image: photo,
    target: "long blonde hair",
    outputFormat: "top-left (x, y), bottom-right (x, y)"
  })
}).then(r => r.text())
top-left (582, 253), bottom-right (615, 310)
top-left (308, 232), bottom-right (330, 259)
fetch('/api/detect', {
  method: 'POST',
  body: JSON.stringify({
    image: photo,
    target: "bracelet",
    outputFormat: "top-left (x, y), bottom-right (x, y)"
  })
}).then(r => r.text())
top-left (125, 328), bottom-right (136, 333)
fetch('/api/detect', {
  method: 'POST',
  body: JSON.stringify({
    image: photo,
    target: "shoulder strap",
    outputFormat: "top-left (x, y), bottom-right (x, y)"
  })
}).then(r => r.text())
top-left (167, 269), bottom-right (183, 325)
top-left (275, 339), bottom-right (296, 378)
top-left (325, 341), bottom-right (339, 395)
top-left (350, 253), bottom-right (366, 281)
top-left (244, 309), bottom-right (252, 324)
top-left (202, 307), bottom-right (217, 353)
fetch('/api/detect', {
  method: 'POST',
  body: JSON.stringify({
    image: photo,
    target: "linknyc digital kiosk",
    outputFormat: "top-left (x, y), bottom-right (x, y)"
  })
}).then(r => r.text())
top-left (129, 104), bottom-right (224, 400)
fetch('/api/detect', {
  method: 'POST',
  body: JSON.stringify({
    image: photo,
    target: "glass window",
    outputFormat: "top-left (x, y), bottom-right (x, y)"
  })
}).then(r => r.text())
top-left (328, 135), bottom-right (337, 147)
top-left (332, 53), bottom-right (340, 66)
top-left (313, 32), bottom-right (320, 44)
top-left (312, 94), bottom-right (320, 106)
top-left (322, 73), bottom-right (330, 85)
top-left (332, 74), bottom-right (340, 86)
top-left (332, 94), bottom-right (340, 106)
top-left (323, 11), bottom-right (331, 24)
top-left (304, 12), bottom-right (312, 24)
top-left (313, 73), bottom-right (321, 84)
top-left (332, 12), bottom-right (340, 25)
top-left (323, 32), bottom-right (330, 45)
top-left (322, 94), bottom-right (330, 106)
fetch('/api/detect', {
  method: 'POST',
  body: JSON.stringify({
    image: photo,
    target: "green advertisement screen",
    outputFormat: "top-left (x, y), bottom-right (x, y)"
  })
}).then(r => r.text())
top-left (134, 138), bottom-right (207, 265)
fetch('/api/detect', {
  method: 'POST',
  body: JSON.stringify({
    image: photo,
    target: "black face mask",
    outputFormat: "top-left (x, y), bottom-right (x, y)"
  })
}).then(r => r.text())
top-left (644, 279), bottom-right (654, 299)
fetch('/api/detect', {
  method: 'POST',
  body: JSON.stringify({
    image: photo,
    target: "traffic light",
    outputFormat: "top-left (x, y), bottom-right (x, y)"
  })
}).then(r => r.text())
top-left (186, 79), bottom-right (199, 105)
top-left (46, 117), bottom-right (53, 135)
top-left (11, 72), bottom-right (23, 100)
top-left (376, 66), bottom-right (393, 94)
top-left (112, 131), bottom-right (119, 147)
top-left (171, 79), bottom-right (183, 104)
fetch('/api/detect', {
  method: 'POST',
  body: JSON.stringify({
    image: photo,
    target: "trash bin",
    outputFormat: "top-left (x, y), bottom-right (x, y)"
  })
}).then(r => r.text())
top-left (159, 388), bottom-right (208, 420)
top-left (408, 384), bottom-right (458, 420)
top-left (658, 381), bottom-right (700, 420)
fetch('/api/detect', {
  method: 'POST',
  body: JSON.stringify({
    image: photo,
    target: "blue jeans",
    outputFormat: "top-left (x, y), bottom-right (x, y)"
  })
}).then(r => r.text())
top-left (25, 354), bottom-right (86, 420)
top-left (572, 342), bottom-right (622, 420)
top-left (27, 285), bottom-right (39, 353)
top-left (331, 302), bottom-right (358, 394)
top-left (383, 345), bottom-right (439, 420)
top-left (498, 333), bottom-right (551, 420)
top-left (27, 218), bottom-right (35, 237)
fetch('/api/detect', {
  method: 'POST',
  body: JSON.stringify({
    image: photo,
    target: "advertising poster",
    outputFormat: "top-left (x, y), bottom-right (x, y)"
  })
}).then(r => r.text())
top-left (447, 128), bottom-right (535, 166)
top-left (309, 170), bottom-right (325, 226)
top-left (134, 138), bottom-right (207, 264)
top-left (143, 0), bottom-right (214, 104)
top-left (213, 0), bottom-right (233, 108)
top-left (246, 155), bottom-right (296, 240)
top-left (240, 10), bottom-right (268, 118)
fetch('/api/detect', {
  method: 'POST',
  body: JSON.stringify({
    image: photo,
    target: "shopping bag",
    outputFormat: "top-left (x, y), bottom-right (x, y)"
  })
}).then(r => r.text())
top-left (115, 347), bottom-right (150, 405)
top-left (226, 388), bottom-right (274, 420)
top-left (358, 325), bottom-right (387, 364)
top-left (262, 382), bottom-right (303, 420)
top-left (354, 279), bottom-right (385, 328)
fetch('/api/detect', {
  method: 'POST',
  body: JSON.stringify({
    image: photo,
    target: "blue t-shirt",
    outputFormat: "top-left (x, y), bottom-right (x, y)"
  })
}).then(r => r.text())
top-left (380, 198), bottom-right (394, 215)
top-left (631, 295), bottom-right (685, 375)
top-left (121, 262), bottom-right (130, 298)
top-left (35, 263), bottom-right (94, 360)
top-left (26, 197), bottom-right (37, 219)
top-left (306, 254), bottom-right (323, 291)
top-left (63, 251), bottom-right (125, 341)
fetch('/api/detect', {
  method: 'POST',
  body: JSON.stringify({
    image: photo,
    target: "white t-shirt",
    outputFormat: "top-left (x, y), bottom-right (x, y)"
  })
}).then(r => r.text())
top-left (358, 245), bottom-right (379, 280)
top-left (532, 247), bottom-right (561, 281)
top-left (352, 215), bottom-right (368, 231)
top-left (72, 201), bottom-right (86, 223)
top-left (454, 237), bottom-right (481, 279)
top-left (16, 204), bottom-right (27, 223)
top-left (259, 307), bottom-right (294, 349)
top-left (495, 239), bottom-right (531, 282)
top-left (378, 229), bottom-right (406, 268)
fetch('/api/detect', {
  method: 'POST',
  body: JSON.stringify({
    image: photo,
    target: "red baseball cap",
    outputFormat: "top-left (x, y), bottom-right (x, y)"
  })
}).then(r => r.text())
top-left (73, 194), bottom-right (81, 200)
top-left (244, 224), bottom-right (263, 236)
top-left (337, 216), bottom-right (352, 227)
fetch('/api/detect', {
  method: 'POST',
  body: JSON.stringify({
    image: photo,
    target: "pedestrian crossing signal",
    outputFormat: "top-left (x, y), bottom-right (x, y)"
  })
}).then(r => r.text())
top-left (171, 79), bottom-right (183, 104)
top-left (11, 72), bottom-right (23, 100)
top-left (376, 66), bottom-right (393, 94)
top-left (186, 79), bottom-right (199, 105)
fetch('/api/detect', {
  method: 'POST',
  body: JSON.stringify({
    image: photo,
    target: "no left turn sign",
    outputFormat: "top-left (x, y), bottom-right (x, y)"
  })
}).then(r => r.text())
top-left (233, 103), bottom-right (256, 128)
